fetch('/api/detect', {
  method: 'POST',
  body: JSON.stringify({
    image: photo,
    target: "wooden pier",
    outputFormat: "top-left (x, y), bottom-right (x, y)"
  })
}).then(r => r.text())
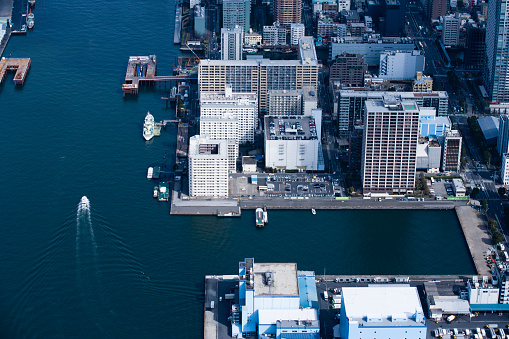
top-left (0, 57), bottom-right (30, 86)
top-left (122, 55), bottom-right (187, 96)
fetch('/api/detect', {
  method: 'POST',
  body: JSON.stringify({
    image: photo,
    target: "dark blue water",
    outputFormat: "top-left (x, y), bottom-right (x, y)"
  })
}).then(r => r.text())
top-left (0, 0), bottom-right (474, 337)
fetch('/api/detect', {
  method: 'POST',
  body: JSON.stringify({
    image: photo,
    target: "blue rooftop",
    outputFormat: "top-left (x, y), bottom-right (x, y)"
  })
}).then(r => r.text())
top-left (470, 304), bottom-right (509, 312)
top-left (298, 274), bottom-right (319, 309)
top-left (478, 116), bottom-right (500, 141)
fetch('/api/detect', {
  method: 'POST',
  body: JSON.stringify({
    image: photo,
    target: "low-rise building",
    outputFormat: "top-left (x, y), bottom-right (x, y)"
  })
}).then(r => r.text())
top-left (264, 115), bottom-right (319, 171)
top-left (452, 178), bottom-right (466, 197)
top-left (339, 285), bottom-right (427, 339)
top-left (263, 22), bottom-right (287, 46)
top-left (242, 156), bottom-right (257, 173)
top-left (416, 138), bottom-right (442, 172)
top-left (413, 71), bottom-right (433, 92)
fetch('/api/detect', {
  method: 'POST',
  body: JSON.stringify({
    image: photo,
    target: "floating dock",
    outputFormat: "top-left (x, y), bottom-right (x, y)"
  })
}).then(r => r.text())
top-left (176, 122), bottom-right (188, 158)
top-left (122, 55), bottom-right (187, 96)
top-left (0, 57), bottom-right (30, 86)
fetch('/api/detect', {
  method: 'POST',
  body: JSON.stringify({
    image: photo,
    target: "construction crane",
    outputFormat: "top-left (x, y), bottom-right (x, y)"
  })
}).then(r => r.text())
top-left (186, 43), bottom-right (201, 62)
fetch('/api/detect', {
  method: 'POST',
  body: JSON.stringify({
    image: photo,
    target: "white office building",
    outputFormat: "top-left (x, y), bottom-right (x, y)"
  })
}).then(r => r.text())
top-left (339, 285), bottom-right (427, 339)
top-left (200, 85), bottom-right (258, 144)
top-left (188, 135), bottom-right (229, 197)
top-left (290, 23), bottom-right (305, 46)
top-left (265, 115), bottom-right (319, 171)
top-left (200, 114), bottom-right (240, 173)
top-left (221, 27), bottom-right (244, 61)
top-left (502, 153), bottom-right (509, 186)
top-left (379, 50), bottom-right (425, 81)
top-left (263, 22), bottom-right (287, 46)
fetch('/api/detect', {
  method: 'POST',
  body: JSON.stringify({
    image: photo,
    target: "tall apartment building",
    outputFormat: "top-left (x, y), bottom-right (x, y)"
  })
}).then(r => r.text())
top-left (484, 0), bottom-right (509, 101)
top-left (221, 27), bottom-right (244, 61)
top-left (442, 14), bottom-right (460, 46)
top-left (498, 115), bottom-right (509, 156)
top-left (337, 90), bottom-right (449, 137)
top-left (440, 129), bottom-right (462, 172)
top-left (199, 37), bottom-right (319, 111)
top-left (429, 0), bottom-right (447, 21)
top-left (379, 50), bottom-right (425, 81)
top-left (263, 22), bottom-right (287, 46)
top-left (223, 0), bottom-right (251, 32)
top-left (274, 0), bottom-right (302, 30)
top-left (465, 23), bottom-right (486, 70)
top-left (290, 23), bottom-right (305, 46)
top-left (329, 52), bottom-right (367, 87)
top-left (361, 98), bottom-right (420, 194)
top-left (200, 86), bottom-right (258, 143)
top-left (502, 153), bottom-right (509, 186)
top-left (200, 114), bottom-right (239, 172)
top-left (268, 90), bottom-right (303, 115)
top-left (188, 135), bottom-right (229, 197)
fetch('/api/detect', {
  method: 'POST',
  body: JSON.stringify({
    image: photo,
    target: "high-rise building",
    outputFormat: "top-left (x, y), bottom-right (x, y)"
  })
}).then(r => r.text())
top-left (429, 0), bottom-right (447, 21)
top-left (440, 129), bottom-right (462, 172)
top-left (502, 153), bottom-right (509, 186)
top-left (274, 0), bottom-right (302, 30)
top-left (199, 37), bottom-right (319, 111)
top-left (290, 23), bottom-right (305, 46)
top-left (465, 23), bottom-right (486, 70)
top-left (263, 22), bottom-right (287, 46)
top-left (484, 0), bottom-right (509, 101)
top-left (379, 50), bottom-right (425, 81)
top-left (380, 0), bottom-right (403, 36)
top-left (442, 14), bottom-right (460, 46)
top-left (498, 115), bottom-right (509, 156)
top-left (200, 114), bottom-right (240, 172)
top-left (188, 135), bottom-right (229, 197)
top-left (329, 52), bottom-right (367, 87)
top-left (268, 90), bottom-right (303, 115)
top-left (361, 98), bottom-right (420, 194)
top-left (338, 90), bottom-right (449, 137)
top-left (200, 86), bottom-right (258, 143)
top-left (221, 27), bottom-right (244, 60)
top-left (223, 0), bottom-right (251, 32)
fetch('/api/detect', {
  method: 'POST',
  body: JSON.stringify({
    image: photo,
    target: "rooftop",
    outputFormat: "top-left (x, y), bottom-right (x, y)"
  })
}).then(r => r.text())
top-left (265, 116), bottom-right (318, 141)
top-left (253, 262), bottom-right (299, 296)
top-left (299, 37), bottom-right (318, 65)
top-left (258, 309), bottom-right (318, 325)
top-left (189, 135), bottom-right (228, 159)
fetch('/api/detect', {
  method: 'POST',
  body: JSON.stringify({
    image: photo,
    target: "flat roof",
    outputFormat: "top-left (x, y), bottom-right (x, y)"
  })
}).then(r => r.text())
top-left (265, 116), bottom-right (318, 141)
top-left (189, 136), bottom-right (228, 158)
top-left (253, 262), bottom-right (299, 296)
top-left (342, 286), bottom-right (425, 326)
top-left (258, 308), bottom-right (318, 325)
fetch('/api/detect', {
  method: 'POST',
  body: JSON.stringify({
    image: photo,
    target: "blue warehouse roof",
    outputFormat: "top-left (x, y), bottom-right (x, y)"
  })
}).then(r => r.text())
top-left (298, 274), bottom-right (319, 309)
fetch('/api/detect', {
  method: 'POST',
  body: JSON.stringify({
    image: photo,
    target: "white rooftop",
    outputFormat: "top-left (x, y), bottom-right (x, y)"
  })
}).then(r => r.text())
top-left (258, 308), bottom-right (318, 325)
top-left (253, 262), bottom-right (299, 296)
top-left (342, 286), bottom-right (424, 320)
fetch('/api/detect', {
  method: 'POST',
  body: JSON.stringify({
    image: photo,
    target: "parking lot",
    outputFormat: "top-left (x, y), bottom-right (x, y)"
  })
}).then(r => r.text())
top-left (266, 174), bottom-right (333, 198)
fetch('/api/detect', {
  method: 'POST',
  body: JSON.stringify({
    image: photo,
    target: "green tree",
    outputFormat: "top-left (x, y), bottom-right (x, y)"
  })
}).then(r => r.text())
top-left (481, 199), bottom-right (488, 211)
top-left (483, 150), bottom-right (492, 167)
top-left (499, 187), bottom-right (507, 196)
top-left (471, 187), bottom-right (480, 198)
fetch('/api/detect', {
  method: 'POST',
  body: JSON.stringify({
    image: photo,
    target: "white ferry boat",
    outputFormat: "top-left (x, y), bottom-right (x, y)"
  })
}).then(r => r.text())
top-left (143, 112), bottom-right (155, 141)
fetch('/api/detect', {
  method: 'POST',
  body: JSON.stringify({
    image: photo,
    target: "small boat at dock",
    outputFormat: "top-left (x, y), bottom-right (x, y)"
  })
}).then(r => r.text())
top-left (153, 186), bottom-right (158, 198)
top-left (311, 208), bottom-right (316, 215)
top-left (158, 182), bottom-right (169, 201)
top-left (263, 206), bottom-right (268, 224)
top-left (147, 167), bottom-right (153, 179)
top-left (256, 208), bottom-right (264, 228)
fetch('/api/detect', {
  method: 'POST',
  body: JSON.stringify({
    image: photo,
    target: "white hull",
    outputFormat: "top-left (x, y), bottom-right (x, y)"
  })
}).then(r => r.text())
top-left (143, 112), bottom-right (155, 141)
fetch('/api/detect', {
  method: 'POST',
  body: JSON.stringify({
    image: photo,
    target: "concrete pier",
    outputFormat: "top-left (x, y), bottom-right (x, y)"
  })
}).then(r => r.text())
top-left (455, 206), bottom-right (492, 276)
top-left (0, 57), bottom-right (30, 86)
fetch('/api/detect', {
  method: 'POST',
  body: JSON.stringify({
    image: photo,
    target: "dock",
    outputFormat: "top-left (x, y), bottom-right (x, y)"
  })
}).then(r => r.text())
top-left (122, 55), bottom-right (187, 96)
top-left (176, 122), bottom-right (188, 158)
top-left (0, 57), bottom-right (30, 86)
top-left (455, 206), bottom-right (492, 276)
top-left (173, 5), bottom-right (181, 44)
top-left (10, 0), bottom-right (26, 34)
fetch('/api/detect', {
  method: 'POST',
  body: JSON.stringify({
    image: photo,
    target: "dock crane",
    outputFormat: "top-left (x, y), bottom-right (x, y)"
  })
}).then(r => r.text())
top-left (186, 43), bottom-right (201, 62)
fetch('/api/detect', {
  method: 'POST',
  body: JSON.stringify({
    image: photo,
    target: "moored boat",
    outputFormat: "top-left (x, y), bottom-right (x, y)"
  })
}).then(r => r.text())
top-left (255, 208), bottom-right (264, 227)
top-left (147, 167), bottom-right (153, 179)
top-left (28, 0), bottom-right (35, 8)
top-left (153, 186), bottom-right (158, 198)
top-left (311, 208), bottom-right (316, 215)
top-left (143, 111), bottom-right (155, 141)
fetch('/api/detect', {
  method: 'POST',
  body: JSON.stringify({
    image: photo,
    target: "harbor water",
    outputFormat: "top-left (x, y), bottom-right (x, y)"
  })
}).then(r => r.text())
top-left (0, 0), bottom-right (475, 337)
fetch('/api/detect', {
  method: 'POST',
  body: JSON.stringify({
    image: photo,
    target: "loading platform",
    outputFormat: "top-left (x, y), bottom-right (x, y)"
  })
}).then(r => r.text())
top-left (122, 55), bottom-right (187, 96)
top-left (0, 57), bottom-right (30, 86)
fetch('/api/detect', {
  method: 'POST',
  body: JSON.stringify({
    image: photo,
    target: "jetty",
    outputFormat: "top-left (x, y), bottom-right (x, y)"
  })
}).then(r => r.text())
top-left (173, 5), bottom-right (181, 44)
top-left (122, 55), bottom-right (187, 96)
top-left (0, 57), bottom-right (30, 86)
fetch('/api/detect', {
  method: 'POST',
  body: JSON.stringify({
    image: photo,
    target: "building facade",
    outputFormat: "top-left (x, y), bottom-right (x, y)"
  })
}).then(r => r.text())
top-left (200, 114), bottom-right (240, 172)
top-left (329, 52), bottom-right (367, 87)
top-left (442, 14), bottom-right (461, 46)
top-left (379, 50), bottom-right (425, 81)
top-left (274, 0), bottom-right (302, 30)
top-left (290, 23), bottom-right (305, 46)
top-left (465, 23), bottom-right (486, 69)
top-left (440, 129), bottom-right (462, 172)
top-left (268, 90), bottom-right (303, 115)
top-left (188, 135), bottom-right (229, 197)
top-left (502, 153), bottom-right (509, 186)
top-left (221, 27), bottom-right (244, 61)
top-left (498, 115), bottom-right (509, 156)
top-left (263, 22), bottom-right (287, 46)
top-left (413, 71), bottom-right (433, 92)
top-left (484, 0), bottom-right (509, 102)
top-left (199, 37), bottom-right (319, 111)
top-left (223, 0), bottom-right (251, 32)
top-left (361, 99), bottom-right (420, 194)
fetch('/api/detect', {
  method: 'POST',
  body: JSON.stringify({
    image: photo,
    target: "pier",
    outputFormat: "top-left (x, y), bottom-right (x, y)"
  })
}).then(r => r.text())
top-left (173, 4), bottom-right (181, 44)
top-left (122, 55), bottom-right (187, 96)
top-left (0, 57), bottom-right (30, 86)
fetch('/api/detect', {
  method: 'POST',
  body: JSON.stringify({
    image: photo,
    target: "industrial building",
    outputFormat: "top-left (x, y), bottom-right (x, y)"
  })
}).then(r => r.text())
top-left (337, 90), bottom-right (449, 137)
top-left (339, 285), bottom-right (427, 339)
top-left (188, 135), bottom-right (229, 197)
top-left (329, 36), bottom-right (415, 66)
top-left (378, 50), bottom-right (425, 81)
top-left (361, 98), bottom-right (420, 194)
top-left (200, 86), bottom-right (258, 144)
top-left (198, 37), bottom-right (319, 112)
top-left (221, 27), bottom-right (244, 61)
top-left (264, 115), bottom-right (320, 171)
top-left (232, 258), bottom-right (320, 339)
top-left (423, 281), bottom-right (470, 320)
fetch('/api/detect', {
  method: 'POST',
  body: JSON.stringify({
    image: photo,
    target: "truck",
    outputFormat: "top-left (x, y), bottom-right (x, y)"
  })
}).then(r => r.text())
top-left (323, 291), bottom-right (328, 301)
top-left (446, 315), bottom-right (455, 323)
top-left (225, 293), bottom-right (235, 300)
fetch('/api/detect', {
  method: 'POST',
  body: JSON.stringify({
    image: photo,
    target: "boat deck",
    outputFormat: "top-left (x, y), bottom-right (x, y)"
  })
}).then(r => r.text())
top-left (0, 57), bottom-right (30, 86)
